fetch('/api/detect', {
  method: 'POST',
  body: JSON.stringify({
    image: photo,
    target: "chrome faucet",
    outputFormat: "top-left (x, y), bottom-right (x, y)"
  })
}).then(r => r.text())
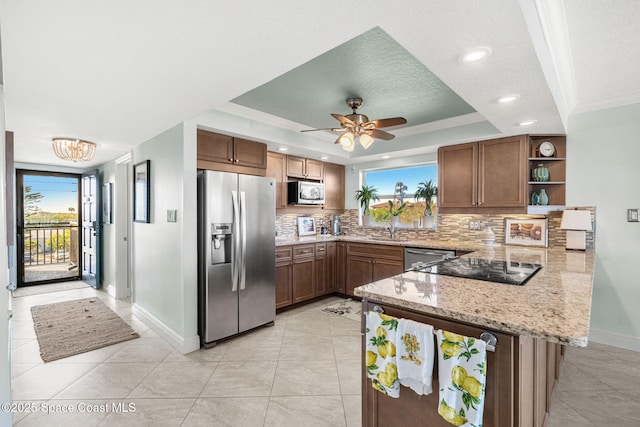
top-left (386, 223), bottom-right (396, 239)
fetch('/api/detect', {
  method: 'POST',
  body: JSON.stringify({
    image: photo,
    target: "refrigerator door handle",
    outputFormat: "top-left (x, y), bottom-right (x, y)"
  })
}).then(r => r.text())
top-left (231, 190), bottom-right (240, 292)
top-left (240, 191), bottom-right (247, 290)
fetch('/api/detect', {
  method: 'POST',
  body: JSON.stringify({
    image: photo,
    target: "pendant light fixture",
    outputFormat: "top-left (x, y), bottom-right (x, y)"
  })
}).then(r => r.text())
top-left (51, 138), bottom-right (97, 162)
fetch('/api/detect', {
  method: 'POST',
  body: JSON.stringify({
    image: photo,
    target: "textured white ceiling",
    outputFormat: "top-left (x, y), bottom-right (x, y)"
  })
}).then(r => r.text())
top-left (1, 0), bottom-right (638, 167)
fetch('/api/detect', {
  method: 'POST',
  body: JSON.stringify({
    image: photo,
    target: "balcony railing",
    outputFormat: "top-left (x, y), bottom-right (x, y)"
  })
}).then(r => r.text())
top-left (23, 223), bottom-right (79, 267)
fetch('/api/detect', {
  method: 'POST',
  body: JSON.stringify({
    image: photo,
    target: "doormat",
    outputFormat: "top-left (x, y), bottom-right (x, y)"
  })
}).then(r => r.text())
top-left (13, 281), bottom-right (90, 298)
top-left (31, 297), bottom-right (139, 362)
top-left (321, 299), bottom-right (361, 322)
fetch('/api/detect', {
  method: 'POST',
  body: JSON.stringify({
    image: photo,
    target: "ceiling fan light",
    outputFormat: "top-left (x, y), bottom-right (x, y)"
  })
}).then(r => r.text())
top-left (358, 133), bottom-right (374, 149)
top-left (339, 133), bottom-right (355, 152)
top-left (339, 132), bottom-right (354, 147)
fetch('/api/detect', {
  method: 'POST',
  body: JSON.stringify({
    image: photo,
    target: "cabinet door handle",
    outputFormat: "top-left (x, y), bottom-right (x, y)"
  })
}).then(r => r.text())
top-left (234, 159), bottom-right (239, 163)
top-left (228, 158), bottom-right (233, 162)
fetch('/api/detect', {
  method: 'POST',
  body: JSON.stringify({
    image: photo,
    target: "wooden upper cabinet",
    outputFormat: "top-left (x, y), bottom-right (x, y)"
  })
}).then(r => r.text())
top-left (266, 151), bottom-right (287, 209)
top-left (197, 130), bottom-right (234, 164)
top-left (478, 135), bottom-right (527, 208)
top-left (438, 142), bottom-right (478, 209)
top-left (287, 155), bottom-right (323, 180)
top-left (233, 137), bottom-right (267, 169)
top-left (438, 135), bottom-right (528, 213)
top-left (323, 162), bottom-right (345, 210)
top-left (197, 129), bottom-right (266, 175)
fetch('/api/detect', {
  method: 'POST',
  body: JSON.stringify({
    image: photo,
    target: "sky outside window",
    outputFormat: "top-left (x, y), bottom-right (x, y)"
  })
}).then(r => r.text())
top-left (23, 175), bottom-right (79, 213)
top-left (364, 164), bottom-right (437, 198)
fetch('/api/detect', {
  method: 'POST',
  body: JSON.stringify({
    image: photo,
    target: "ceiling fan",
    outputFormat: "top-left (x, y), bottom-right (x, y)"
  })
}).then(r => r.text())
top-left (301, 98), bottom-right (407, 152)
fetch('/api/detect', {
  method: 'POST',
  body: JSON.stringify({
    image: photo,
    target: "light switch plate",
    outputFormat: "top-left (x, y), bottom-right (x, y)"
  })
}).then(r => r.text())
top-left (167, 209), bottom-right (178, 222)
top-left (628, 209), bottom-right (639, 222)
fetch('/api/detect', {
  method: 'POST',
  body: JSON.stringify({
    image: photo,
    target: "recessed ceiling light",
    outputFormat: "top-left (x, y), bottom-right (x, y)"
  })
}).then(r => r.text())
top-left (518, 120), bottom-right (538, 126)
top-left (495, 94), bottom-right (520, 104)
top-left (459, 46), bottom-right (492, 63)
top-left (381, 155), bottom-right (390, 159)
top-left (278, 147), bottom-right (288, 151)
top-left (320, 155), bottom-right (329, 160)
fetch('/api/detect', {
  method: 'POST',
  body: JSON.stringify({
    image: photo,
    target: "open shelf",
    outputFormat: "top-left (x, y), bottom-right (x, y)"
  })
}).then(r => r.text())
top-left (528, 136), bottom-right (566, 208)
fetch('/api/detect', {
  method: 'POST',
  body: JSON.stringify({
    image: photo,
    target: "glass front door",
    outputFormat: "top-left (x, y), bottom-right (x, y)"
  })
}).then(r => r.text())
top-left (17, 170), bottom-right (81, 286)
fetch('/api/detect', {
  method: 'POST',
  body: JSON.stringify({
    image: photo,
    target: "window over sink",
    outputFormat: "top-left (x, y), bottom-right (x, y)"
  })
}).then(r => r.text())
top-left (363, 164), bottom-right (438, 226)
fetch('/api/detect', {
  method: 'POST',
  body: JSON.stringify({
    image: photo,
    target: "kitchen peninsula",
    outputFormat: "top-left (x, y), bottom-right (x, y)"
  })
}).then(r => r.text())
top-left (354, 245), bottom-right (595, 427)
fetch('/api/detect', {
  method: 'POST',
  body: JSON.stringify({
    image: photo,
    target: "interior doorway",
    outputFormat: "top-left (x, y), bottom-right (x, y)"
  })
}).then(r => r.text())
top-left (16, 170), bottom-right (81, 286)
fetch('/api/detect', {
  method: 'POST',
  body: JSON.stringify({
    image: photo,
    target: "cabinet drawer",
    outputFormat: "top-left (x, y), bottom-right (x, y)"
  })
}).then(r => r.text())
top-left (347, 243), bottom-right (403, 260)
top-left (275, 246), bottom-right (292, 262)
top-left (315, 243), bottom-right (326, 256)
top-left (293, 244), bottom-right (315, 258)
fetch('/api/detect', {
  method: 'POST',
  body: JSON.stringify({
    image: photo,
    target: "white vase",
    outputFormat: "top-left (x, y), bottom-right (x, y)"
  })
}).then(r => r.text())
top-left (481, 224), bottom-right (496, 244)
top-left (390, 216), bottom-right (399, 226)
top-left (363, 215), bottom-right (372, 226)
top-left (422, 215), bottom-right (434, 229)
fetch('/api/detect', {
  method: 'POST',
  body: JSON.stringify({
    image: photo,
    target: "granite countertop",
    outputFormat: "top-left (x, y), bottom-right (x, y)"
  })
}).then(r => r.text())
top-left (354, 246), bottom-right (595, 347)
top-left (275, 234), bottom-right (484, 252)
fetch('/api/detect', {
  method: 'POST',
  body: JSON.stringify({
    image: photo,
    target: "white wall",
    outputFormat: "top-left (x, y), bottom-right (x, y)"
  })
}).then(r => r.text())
top-left (567, 103), bottom-right (640, 351)
top-left (130, 123), bottom-right (199, 353)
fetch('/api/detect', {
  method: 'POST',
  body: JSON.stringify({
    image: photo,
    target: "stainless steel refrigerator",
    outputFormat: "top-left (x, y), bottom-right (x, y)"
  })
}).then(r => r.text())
top-left (197, 170), bottom-right (275, 347)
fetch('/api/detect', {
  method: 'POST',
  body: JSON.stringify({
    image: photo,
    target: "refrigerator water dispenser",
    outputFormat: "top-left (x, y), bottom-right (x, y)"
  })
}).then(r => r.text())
top-left (211, 223), bottom-right (232, 264)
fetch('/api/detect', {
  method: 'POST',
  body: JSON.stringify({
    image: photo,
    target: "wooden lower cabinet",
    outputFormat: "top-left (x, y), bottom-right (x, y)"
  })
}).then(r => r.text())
top-left (315, 244), bottom-right (327, 296)
top-left (326, 242), bottom-right (336, 293)
top-left (362, 301), bottom-right (564, 427)
top-left (346, 243), bottom-right (404, 296)
top-left (275, 246), bottom-right (293, 309)
top-left (291, 244), bottom-right (315, 303)
top-left (336, 242), bottom-right (346, 293)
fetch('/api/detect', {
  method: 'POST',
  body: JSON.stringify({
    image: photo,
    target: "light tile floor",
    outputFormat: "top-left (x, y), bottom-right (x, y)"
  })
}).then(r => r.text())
top-left (10, 283), bottom-right (640, 426)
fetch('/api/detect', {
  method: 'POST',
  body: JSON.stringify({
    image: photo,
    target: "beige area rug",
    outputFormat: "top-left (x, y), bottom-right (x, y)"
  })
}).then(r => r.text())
top-left (31, 297), bottom-right (140, 362)
top-left (12, 281), bottom-right (90, 298)
top-left (321, 298), bottom-right (362, 322)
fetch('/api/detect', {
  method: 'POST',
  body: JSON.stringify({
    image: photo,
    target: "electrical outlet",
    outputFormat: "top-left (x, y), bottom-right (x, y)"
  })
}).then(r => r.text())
top-left (628, 209), bottom-right (639, 222)
top-left (468, 220), bottom-right (482, 230)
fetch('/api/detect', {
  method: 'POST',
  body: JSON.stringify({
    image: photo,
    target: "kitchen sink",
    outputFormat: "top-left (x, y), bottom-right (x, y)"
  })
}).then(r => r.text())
top-left (365, 237), bottom-right (408, 242)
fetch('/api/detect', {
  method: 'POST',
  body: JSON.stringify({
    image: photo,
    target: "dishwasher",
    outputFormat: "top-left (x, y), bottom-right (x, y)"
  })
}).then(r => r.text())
top-left (404, 247), bottom-right (456, 271)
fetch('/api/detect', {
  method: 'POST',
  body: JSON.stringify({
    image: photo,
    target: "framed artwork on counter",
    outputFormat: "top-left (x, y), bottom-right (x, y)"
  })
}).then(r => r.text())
top-left (297, 216), bottom-right (316, 236)
top-left (504, 218), bottom-right (548, 247)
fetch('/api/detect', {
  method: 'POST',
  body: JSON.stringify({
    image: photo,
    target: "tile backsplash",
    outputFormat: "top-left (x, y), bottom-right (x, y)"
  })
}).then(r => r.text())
top-left (275, 207), bottom-right (596, 250)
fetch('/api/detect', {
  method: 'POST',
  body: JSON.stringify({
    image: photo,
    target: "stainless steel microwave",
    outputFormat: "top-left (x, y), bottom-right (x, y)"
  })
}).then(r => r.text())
top-left (287, 181), bottom-right (325, 205)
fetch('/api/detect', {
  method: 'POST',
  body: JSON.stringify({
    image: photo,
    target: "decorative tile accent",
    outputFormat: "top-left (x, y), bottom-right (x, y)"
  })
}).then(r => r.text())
top-left (278, 207), bottom-right (596, 249)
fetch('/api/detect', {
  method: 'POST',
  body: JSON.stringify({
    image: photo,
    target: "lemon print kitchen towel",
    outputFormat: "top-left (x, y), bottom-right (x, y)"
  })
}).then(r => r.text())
top-left (365, 311), bottom-right (400, 397)
top-left (396, 318), bottom-right (434, 395)
top-left (436, 330), bottom-right (487, 426)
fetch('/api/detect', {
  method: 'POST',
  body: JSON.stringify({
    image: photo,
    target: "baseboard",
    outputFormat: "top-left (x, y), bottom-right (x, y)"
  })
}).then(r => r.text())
top-left (132, 303), bottom-right (200, 354)
top-left (105, 283), bottom-right (116, 298)
top-left (589, 329), bottom-right (640, 352)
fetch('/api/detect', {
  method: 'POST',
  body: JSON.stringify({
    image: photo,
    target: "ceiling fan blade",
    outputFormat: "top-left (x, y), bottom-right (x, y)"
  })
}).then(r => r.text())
top-left (367, 117), bottom-right (407, 128)
top-left (331, 113), bottom-right (354, 126)
top-left (300, 128), bottom-right (343, 133)
top-left (368, 129), bottom-right (396, 140)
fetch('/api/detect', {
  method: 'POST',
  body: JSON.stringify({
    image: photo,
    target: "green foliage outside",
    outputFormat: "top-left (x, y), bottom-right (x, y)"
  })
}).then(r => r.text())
top-left (23, 185), bottom-right (43, 218)
top-left (46, 229), bottom-right (71, 252)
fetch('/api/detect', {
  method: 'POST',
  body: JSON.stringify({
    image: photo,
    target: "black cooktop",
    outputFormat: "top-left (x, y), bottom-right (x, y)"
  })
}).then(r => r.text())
top-left (416, 257), bottom-right (542, 286)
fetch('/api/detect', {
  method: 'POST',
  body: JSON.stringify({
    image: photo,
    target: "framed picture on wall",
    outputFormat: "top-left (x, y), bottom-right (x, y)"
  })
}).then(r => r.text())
top-left (504, 218), bottom-right (548, 247)
top-left (133, 160), bottom-right (150, 223)
top-left (102, 182), bottom-right (113, 224)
